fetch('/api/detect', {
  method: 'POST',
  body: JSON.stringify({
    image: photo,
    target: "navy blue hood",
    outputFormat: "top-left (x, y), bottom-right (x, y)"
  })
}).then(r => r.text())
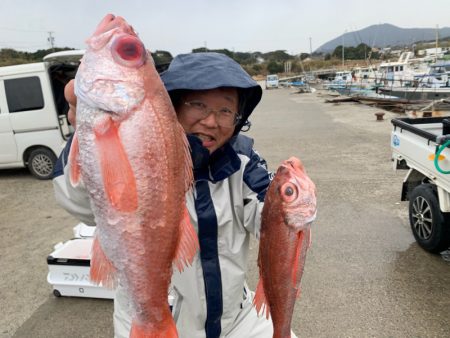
top-left (160, 52), bottom-right (262, 135)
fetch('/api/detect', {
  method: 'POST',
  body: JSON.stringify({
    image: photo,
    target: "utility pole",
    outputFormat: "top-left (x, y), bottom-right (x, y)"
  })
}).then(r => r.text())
top-left (47, 31), bottom-right (55, 51)
top-left (342, 31), bottom-right (345, 68)
top-left (309, 37), bottom-right (312, 56)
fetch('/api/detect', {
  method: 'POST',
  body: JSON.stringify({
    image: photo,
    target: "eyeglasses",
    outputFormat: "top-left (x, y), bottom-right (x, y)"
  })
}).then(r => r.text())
top-left (183, 100), bottom-right (241, 128)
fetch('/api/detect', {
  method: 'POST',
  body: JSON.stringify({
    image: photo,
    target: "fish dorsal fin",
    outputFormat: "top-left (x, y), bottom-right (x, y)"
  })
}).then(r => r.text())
top-left (90, 236), bottom-right (117, 289)
top-left (69, 132), bottom-right (81, 186)
top-left (291, 228), bottom-right (311, 292)
top-left (173, 206), bottom-right (199, 272)
top-left (253, 277), bottom-right (271, 319)
top-left (93, 115), bottom-right (138, 213)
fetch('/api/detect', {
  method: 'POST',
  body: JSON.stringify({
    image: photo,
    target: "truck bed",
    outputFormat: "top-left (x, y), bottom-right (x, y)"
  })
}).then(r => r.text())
top-left (391, 116), bottom-right (450, 194)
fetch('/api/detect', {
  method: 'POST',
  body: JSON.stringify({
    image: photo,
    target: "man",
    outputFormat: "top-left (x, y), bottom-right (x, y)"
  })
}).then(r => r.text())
top-left (53, 52), bottom-right (297, 338)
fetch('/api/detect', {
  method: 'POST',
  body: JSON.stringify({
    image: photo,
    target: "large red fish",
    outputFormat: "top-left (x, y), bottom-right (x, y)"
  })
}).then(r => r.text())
top-left (254, 157), bottom-right (317, 338)
top-left (68, 14), bottom-right (198, 338)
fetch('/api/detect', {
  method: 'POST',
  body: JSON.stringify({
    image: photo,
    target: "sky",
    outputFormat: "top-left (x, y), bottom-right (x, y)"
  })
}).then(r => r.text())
top-left (1, 0), bottom-right (450, 56)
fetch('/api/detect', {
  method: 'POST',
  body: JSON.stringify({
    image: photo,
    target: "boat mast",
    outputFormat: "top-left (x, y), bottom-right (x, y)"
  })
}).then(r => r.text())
top-left (435, 25), bottom-right (439, 63)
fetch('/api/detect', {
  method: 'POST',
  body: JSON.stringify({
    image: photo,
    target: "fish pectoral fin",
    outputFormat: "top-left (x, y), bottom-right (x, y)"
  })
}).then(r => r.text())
top-left (90, 236), bottom-right (117, 289)
top-left (253, 277), bottom-right (271, 320)
top-left (291, 228), bottom-right (311, 289)
top-left (173, 206), bottom-right (199, 272)
top-left (69, 132), bottom-right (82, 186)
top-left (94, 115), bottom-right (138, 213)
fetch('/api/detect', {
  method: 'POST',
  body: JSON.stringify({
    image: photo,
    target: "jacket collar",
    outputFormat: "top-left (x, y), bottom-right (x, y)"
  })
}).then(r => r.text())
top-left (188, 135), bottom-right (241, 182)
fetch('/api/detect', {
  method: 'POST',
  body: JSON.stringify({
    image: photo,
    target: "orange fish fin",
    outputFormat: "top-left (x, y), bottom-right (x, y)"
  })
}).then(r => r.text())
top-left (68, 132), bottom-right (81, 186)
top-left (93, 115), bottom-right (138, 213)
top-left (90, 236), bottom-right (117, 289)
top-left (291, 229), bottom-right (310, 288)
top-left (130, 316), bottom-right (178, 338)
top-left (253, 277), bottom-right (270, 320)
top-left (173, 206), bottom-right (199, 272)
top-left (179, 123), bottom-right (193, 193)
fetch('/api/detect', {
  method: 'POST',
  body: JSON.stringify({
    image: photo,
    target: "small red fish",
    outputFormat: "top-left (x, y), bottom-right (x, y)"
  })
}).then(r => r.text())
top-left (254, 157), bottom-right (317, 338)
top-left (69, 14), bottom-right (198, 338)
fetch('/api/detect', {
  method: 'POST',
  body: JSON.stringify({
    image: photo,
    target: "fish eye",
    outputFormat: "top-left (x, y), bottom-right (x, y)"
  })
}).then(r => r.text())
top-left (111, 35), bottom-right (146, 68)
top-left (280, 182), bottom-right (298, 202)
top-left (285, 186), bottom-right (294, 196)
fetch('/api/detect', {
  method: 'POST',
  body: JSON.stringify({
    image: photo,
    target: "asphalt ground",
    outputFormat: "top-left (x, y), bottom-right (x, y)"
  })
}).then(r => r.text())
top-left (1, 88), bottom-right (449, 338)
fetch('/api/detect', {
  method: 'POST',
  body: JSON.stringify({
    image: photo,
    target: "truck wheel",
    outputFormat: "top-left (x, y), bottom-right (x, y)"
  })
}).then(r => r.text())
top-left (53, 289), bottom-right (61, 297)
top-left (27, 148), bottom-right (57, 180)
top-left (409, 184), bottom-right (450, 253)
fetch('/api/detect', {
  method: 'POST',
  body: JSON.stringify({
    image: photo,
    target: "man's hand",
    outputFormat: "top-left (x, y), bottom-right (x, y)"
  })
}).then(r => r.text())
top-left (64, 79), bottom-right (77, 127)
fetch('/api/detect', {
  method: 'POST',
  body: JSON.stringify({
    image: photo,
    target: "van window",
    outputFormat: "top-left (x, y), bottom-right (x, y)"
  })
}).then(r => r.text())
top-left (4, 76), bottom-right (44, 113)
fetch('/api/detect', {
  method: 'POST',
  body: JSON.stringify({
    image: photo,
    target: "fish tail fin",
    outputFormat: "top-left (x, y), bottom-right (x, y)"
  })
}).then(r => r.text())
top-left (68, 132), bottom-right (81, 186)
top-left (130, 317), bottom-right (178, 338)
top-left (173, 206), bottom-right (199, 272)
top-left (94, 115), bottom-right (138, 213)
top-left (253, 277), bottom-right (270, 320)
top-left (90, 236), bottom-right (117, 288)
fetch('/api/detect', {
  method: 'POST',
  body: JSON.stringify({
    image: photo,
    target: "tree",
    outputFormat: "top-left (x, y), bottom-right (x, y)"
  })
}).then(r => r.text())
top-left (152, 50), bottom-right (173, 65)
top-left (267, 60), bottom-right (283, 74)
top-left (252, 64), bottom-right (262, 72)
top-left (331, 43), bottom-right (376, 60)
top-left (263, 50), bottom-right (292, 62)
top-left (300, 53), bottom-right (310, 61)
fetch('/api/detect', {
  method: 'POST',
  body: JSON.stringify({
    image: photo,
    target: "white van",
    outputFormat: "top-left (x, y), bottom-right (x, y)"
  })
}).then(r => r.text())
top-left (265, 74), bottom-right (279, 89)
top-left (0, 50), bottom-right (83, 179)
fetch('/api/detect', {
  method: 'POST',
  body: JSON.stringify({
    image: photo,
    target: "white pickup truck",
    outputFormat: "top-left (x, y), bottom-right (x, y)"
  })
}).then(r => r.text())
top-left (391, 116), bottom-right (450, 253)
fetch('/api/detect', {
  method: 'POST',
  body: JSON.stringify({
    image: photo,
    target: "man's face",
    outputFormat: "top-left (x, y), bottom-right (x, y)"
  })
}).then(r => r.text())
top-left (176, 88), bottom-right (239, 153)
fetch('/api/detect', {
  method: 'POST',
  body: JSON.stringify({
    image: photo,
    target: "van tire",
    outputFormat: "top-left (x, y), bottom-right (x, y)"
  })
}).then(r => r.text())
top-left (408, 184), bottom-right (450, 253)
top-left (27, 148), bottom-right (57, 180)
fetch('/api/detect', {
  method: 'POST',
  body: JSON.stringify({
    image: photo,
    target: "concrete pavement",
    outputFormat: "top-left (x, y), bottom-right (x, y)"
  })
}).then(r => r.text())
top-left (1, 88), bottom-right (449, 338)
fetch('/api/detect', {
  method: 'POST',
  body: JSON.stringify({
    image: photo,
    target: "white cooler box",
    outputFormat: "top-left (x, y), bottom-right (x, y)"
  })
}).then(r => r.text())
top-left (47, 223), bottom-right (174, 305)
top-left (47, 236), bottom-right (115, 299)
top-left (73, 222), bottom-right (96, 238)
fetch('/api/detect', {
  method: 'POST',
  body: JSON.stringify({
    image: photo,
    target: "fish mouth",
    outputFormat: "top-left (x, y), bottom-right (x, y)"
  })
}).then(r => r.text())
top-left (283, 157), bottom-right (304, 172)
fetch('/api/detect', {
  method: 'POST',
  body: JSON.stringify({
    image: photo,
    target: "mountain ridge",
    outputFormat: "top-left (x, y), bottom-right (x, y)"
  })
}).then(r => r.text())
top-left (316, 24), bottom-right (450, 53)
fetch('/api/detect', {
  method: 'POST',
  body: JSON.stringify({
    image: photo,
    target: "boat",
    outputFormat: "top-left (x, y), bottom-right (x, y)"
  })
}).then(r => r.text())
top-left (323, 71), bottom-right (353, 90)
top-left (352, 66), bottom-right (378, 85)
top-left (414, 61), bottom-right (450, 88)
top-left (376, 51), bottom-right (429, 87)
top-left (378, 86), bottom-right (450, 100)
